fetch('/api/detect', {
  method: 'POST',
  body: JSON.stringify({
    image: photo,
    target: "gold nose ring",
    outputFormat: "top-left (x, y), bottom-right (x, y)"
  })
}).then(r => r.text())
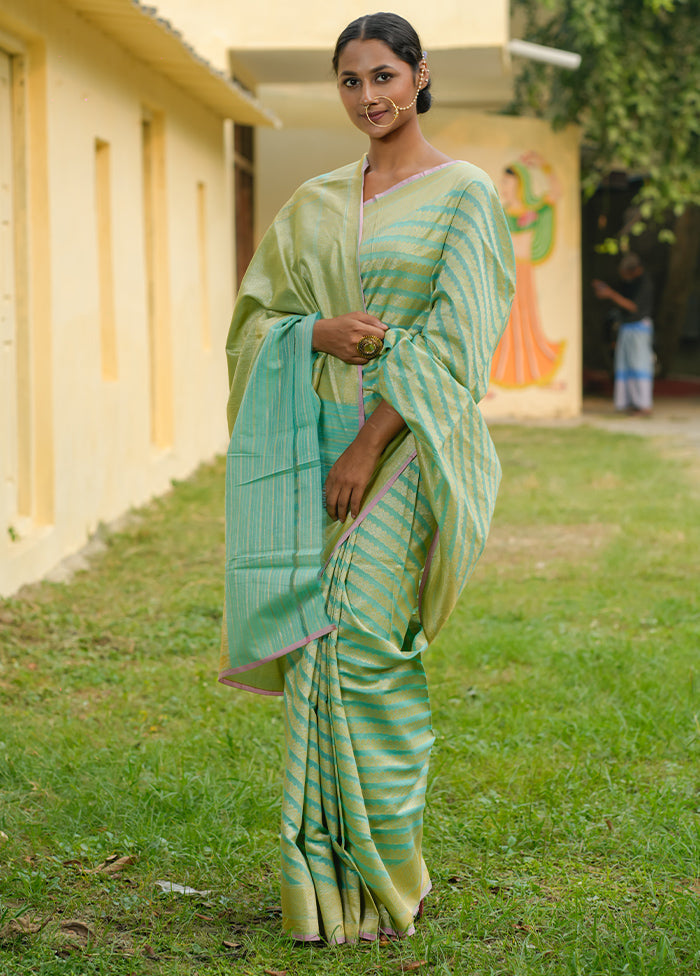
top-left (365, 97), bottom-right (399, 128)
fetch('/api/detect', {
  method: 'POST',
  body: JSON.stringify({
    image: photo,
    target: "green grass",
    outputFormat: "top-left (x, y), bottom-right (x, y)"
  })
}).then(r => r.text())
top-left (0, 423), bottom-right (699, 975)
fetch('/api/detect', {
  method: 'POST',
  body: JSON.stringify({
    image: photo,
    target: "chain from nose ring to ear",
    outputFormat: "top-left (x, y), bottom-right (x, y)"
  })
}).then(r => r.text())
top-left (363, 63), bottom-right (426, 128)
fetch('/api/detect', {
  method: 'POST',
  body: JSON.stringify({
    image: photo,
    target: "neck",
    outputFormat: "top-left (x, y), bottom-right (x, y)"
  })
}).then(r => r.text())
top-left (365, 118), bottom-right (434, 176)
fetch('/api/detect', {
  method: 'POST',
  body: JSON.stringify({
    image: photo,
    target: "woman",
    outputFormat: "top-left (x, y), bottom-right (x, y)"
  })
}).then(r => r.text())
top-left (491, 153), bottom-right (564, 388)
top-left (220, 12), bottom-right (515, 944)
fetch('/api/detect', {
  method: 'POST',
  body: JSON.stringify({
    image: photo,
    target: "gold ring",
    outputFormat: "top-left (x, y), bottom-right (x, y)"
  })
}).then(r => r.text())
top-left (356, 335), bottom-right (383, 359)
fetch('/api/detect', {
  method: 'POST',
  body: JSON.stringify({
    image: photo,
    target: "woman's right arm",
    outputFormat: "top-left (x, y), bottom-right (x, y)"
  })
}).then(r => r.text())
top-left (312, 312), bottom-right (387, 364)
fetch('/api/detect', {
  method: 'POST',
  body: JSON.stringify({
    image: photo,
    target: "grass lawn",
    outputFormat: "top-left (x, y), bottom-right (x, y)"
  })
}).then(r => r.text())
top-left (0, 423), bottom-right (698, 975)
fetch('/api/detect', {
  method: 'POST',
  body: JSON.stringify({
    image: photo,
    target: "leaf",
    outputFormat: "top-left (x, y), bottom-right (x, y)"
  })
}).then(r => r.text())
top-left (223, 939), bottom-right (242, 949)
top-left (59, 919), bottom-right (95, 942)
top-left (88, 854), bottom-right (137, 874)
top-left (154, 880), bottom-right (213, 896)
top-left (142, 944), bottom-right (157, 958)
top-left (399, 962), bottom-right (427, 972)
top-left (263, 970), bottom-right (288, 975)
top-left (0, 914), bottom-right (45, 938)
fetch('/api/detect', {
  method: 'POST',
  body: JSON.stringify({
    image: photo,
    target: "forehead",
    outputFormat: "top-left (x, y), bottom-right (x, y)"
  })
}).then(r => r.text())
top-left (336, 37), bottom-right (404, 73)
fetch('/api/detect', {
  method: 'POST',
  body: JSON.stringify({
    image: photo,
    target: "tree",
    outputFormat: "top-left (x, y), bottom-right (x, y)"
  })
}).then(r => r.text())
top-left (511, 0), bottom-right (700, 373)
top-left (511, 0), bottom-right (700, 232)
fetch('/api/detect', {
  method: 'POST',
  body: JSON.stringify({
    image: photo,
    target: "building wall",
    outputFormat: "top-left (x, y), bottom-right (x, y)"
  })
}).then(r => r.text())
top-left (0, 0), bottom-right (234, 595)
top-left (426, 111), bottom-right (582, 420)
top-left (151, 0), bottom-right (509, 69)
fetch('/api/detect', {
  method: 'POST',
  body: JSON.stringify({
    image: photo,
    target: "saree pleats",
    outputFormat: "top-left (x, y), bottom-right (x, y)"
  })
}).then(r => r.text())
top-left (280, 458), bottom-right (435, 943)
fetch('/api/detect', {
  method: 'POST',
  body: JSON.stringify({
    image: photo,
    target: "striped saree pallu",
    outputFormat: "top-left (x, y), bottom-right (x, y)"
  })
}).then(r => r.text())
top-left (221, 158), bottom-right (515, 941)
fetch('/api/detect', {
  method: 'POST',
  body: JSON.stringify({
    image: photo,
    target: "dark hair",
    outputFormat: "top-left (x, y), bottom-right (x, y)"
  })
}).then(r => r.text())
top-left (332, 12), bottom-right (432, 114)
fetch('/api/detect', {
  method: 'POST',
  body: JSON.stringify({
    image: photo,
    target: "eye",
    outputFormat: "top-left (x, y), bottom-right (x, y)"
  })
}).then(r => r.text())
top-left (376, 72), bottom-right (393, 82)
top-left (342, 77), bottom-right (360, 88)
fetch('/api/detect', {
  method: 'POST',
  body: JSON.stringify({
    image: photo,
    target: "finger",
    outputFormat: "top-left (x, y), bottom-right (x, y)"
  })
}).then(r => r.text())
top-left (357, 313), bottom-right (388, 332)
top-left (336, 486), bottom-right (351, 523)
top-left (349, 484), bottom-right (365, 520)
top-left (324, 478), bottom-right (338, 520)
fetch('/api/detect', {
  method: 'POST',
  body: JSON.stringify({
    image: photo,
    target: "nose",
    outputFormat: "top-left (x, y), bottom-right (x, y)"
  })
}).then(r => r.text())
top-left (359, 80), bottom-right (377, 105)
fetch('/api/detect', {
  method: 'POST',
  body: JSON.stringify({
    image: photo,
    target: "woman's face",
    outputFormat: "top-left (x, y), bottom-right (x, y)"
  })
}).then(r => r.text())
top-left (336, 38), bottom-right (423, 136)
top-left (500, 170), bottom-right (520, 209)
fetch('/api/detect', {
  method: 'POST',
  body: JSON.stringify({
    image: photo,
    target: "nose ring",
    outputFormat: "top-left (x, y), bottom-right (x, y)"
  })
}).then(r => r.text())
top-left (365, 97), bottom-right (399, 127)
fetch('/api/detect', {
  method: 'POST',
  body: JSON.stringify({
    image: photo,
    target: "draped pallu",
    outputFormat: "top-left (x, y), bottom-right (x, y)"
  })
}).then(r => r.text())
top-left (221, 159), bottom-right (515, 942)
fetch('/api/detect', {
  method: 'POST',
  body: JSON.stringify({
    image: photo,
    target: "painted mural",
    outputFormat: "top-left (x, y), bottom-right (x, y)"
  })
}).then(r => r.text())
top-left (490, 151), bottom-right (565, 388)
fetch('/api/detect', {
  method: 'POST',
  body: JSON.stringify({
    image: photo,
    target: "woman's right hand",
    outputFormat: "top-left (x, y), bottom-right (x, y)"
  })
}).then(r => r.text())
top-left (312, 312), bottom-right (388, 364)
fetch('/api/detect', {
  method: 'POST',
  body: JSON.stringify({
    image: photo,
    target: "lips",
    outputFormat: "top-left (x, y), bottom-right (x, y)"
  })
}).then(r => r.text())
top-left (365, 109), bottom-right (386, 123)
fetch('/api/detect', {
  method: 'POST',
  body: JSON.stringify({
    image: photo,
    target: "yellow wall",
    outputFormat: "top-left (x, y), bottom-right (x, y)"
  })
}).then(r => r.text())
top-left (0, 0), bottom-right (234, 595)
top-left (152, 0), bottom-right (509, 69)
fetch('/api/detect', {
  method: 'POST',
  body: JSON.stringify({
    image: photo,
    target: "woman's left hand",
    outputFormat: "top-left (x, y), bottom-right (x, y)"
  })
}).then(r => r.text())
top-left (324, 441), bottom-right (381, 522)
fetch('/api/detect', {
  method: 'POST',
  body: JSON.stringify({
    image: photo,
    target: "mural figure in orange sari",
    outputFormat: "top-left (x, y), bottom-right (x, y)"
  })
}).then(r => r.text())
top-left (490, 152), bottom-right (565, 388)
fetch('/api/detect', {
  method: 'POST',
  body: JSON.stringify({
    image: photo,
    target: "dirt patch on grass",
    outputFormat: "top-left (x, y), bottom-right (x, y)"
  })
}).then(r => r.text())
top-left (482, 522), bottom-right (619, 572)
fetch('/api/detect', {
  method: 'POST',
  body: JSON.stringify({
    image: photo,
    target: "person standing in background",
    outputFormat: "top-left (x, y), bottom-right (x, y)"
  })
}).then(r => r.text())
top-left (593, 252), bottom-right (654, 415)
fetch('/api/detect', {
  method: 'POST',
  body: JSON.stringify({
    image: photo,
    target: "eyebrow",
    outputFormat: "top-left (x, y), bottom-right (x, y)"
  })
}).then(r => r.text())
top-left (339, 64), bottom-right (394, 77)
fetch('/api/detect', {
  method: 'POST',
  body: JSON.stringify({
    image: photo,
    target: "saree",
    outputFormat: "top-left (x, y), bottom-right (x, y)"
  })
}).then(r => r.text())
top-left (220, 158), bottom-right (515, 941)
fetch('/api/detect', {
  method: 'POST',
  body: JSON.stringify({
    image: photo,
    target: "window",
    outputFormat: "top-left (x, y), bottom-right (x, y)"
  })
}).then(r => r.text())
top-left (95, 138), bottom-right (117, 380)
top-left (196, 180), bottom-right (211, 350)
top-left (142, 108), bottom-right (173, 448)
top-left (0, 46), bottom-right (32, 530)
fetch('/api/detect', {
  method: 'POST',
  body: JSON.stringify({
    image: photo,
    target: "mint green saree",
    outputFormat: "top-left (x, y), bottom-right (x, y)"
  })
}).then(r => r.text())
top-left (221, 158), bottom-right (515, 941)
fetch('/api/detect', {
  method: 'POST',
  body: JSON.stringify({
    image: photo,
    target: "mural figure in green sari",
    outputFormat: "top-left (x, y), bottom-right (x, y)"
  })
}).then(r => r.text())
top-left (491, 151), bottom-right (565, 388)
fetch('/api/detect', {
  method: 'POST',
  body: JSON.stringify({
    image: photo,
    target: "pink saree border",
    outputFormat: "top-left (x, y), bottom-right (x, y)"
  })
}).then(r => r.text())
top-left (218, 623), bottom-right (336, 695)
top-left (363, 158), bottom-right (458, 205)
top-left (321, 449), bottom-right (417, 575)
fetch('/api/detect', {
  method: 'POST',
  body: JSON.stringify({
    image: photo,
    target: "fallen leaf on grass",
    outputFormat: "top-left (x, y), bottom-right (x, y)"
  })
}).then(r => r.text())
top-left (88, 855), bottom-right (137, 874)
top-left (605, 818), bottom-right (613, 832)
top-left (399, 962), bottom-right (427, 972)
top-left (154, 880), bottom-right (213, 896)
top-left (222, 940), bottom-right (242, 949)
top-left (0, 914), bottom-right (45, 938)
top-left (514, 921), bottom-right (533, 933)
top-left (60, 920), bottom-right (96, 942)
top-left (142, 944), bottom-right (157, 958)
top-left (263, 970), bottom-right (288, 975)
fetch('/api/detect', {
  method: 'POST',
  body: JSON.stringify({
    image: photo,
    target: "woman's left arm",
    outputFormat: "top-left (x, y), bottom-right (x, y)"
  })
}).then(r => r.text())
top-left (324, 401), bottom-right (406, 522)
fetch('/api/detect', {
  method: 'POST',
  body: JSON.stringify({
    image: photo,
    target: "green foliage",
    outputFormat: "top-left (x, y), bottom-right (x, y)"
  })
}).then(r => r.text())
top-left (0, 430), bottom-right (699, 974)
top-left (511, 0), bottom-right (700, 225)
